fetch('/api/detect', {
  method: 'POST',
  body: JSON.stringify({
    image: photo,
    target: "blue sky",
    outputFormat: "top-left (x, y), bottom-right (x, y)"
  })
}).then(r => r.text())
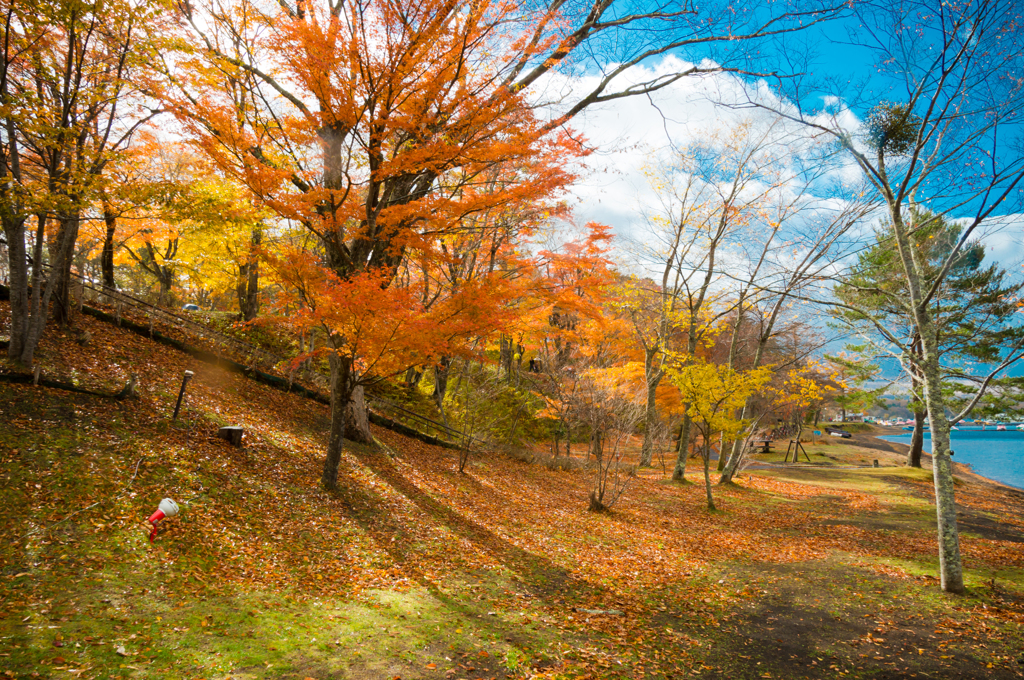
top-left (533, 5), bottom-right (1024, 387)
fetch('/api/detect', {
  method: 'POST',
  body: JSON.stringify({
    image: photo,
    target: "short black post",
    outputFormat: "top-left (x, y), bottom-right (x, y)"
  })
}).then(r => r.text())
top-left (217, 426), bottom-right (244, 447)
top-left (172, 370), bottom-right (194, 421)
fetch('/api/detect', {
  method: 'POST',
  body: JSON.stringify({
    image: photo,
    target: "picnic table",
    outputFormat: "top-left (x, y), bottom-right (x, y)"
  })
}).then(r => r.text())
top-left (749, 438), bottom-right (774, 453)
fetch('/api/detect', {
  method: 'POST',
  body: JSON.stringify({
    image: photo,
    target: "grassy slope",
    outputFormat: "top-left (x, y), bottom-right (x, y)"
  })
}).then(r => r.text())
top-left (1, 308), bottom-right (1023, 680)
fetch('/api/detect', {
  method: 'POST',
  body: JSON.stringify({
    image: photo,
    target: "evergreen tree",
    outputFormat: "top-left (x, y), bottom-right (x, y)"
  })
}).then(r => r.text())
top-left (834, 209), bottom-right (1024, 467)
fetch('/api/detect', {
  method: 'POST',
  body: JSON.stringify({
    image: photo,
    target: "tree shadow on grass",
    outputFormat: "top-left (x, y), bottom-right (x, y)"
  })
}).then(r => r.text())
top-left (335, 445), bottom-right (605, 607)
top-left (698, 560), bottom-right (1024, 680)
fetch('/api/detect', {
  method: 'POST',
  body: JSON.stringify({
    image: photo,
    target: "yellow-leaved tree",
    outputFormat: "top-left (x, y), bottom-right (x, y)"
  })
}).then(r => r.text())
top-left (668, 360), bottom-right (773, 510)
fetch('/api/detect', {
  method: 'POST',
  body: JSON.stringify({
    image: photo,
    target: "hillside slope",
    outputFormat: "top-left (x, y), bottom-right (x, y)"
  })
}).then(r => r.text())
top-left (2, 305), bottom-right (1024, 679)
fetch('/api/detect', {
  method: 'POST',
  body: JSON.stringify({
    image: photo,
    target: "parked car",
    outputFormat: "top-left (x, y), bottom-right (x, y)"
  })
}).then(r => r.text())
top-left (182, 303), bottom-right (200, 311)
top-left (825, 427), bottom-right (852, 438)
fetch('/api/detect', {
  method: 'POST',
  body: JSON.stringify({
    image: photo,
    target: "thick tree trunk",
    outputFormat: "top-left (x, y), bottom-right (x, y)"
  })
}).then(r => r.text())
top-left (908, 409), bottom-right (925, 468)
top-left (405, 366), bottom-right (423, 387)
top-left (3, 214), bottom-right (30, 364)
top-left (6, 214), bottom-right (61, 366)
top-left (433, 356), bottom-right (451, 410)
top-left (499, 335), bottom-right (513, 378)
top-left (672, 413), bottom-right (691, 481)
top-left (345, 384), bottom-right (374, 444)
top-left (323, 353), bottom-right (353, 490)
top-left (23, 215), bottom-right (48, 360)
top-left (157, 269), bottom-right (173, 307)
top-left (236, 228), bottom-right (261, 321)
top-left (101, 201), bottom-right (117, 290)
top-left (50, 214), bottom-right (80, 326)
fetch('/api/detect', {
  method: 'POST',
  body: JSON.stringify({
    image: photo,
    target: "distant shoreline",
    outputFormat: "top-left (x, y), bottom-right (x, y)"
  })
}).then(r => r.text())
top-left (872, 429), bottom-right (1024, 493)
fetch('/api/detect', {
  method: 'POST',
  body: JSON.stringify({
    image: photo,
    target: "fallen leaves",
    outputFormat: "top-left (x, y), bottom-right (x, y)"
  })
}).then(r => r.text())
top-left (3, 302), bottom-right (1024, 680)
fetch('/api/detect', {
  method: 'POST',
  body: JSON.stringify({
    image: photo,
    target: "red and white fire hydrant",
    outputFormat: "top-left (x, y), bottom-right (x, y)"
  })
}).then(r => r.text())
top-left (147, 498), bottom-right (180, 542)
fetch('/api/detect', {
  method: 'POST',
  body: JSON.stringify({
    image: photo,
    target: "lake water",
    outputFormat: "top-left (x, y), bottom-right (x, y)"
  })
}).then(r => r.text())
top-left (877, 429), bottom-right (1024, 490)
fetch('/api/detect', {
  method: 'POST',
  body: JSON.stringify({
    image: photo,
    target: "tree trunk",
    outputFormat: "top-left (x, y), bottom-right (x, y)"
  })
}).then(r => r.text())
top-left (101, 202), bottom-right (117, 290)
top-left (719, 326), bottom-right (775, 484)
top-left (672, 413), bottom-right (691, 481)
top-left (514, 342), bottom-right (524, 382)
top-left (23, 215), bottom-right (49, 361)
top-left (322, 353), bottom-right (354, 490)
top-left (433, 356), bottom-right (451, 410)
top-left (719, 411), bottom-right (747, 484)
top-left (702, 439), bottom-right (715, 510)
top-left (918, 324), bottom-right (964, 593)
top-left (908, 409), bottom-right (925, 468)
top-left (639, 347), bottom-right (661, 467)
top-left (405, 366), bottom-right (423, 387)
top-left (50, 214), bottom-right (81, 327)
top-left (590, 429), bottom-right (603, 463)
top-left (236, 228), bottom-right (261, 321)
top-left (157, 268), bottom-right (173, 307)
top-left (3, 213), bottom-right (30, 364)
top-left (6, 213), bottom-right (62, 366)
top-left (890, 200), bottom-right (963, 594)
top-left (345, 384), bottom-right (374, 444)
top-left (499, 335), bottom-right (513, 378)
top-left (716, 432), bottom-right (728, 472)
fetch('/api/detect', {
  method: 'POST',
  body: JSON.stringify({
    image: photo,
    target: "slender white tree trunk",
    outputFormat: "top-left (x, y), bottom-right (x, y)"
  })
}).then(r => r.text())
top-left (917, 314), bottom-right (964, 593)
top-left (891, 204), bottom-right (964, 594)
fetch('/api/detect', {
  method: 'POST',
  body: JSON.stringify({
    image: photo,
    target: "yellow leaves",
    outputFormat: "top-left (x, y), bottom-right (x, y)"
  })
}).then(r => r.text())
top-left (778, 361), bottom-right (843, 410)
top-left (667, 359), bottom-right (773, 438)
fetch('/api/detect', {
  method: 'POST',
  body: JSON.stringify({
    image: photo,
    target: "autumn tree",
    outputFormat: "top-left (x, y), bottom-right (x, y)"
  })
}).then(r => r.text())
top-left (92, 139), bottom-right (160, 292)
top-left (1, 0), bottom-right (160, 366)
top-left (99, 141), bottom-right (270, 309)
top-left (715, 204), bottom-right (867, 483)
top-left (577, 368), bottom-right (646, 512)
top-left (639, 118), bottom-right (800, 481)
top-left (667, 359), bottom-right (772, 510)
top-left (610, 276), bottom-right (675, 468)
top-left (531, 223), bottom-right (618, 458)
top-left (267, 249), bottom-right (522, 488)
top-left (156, 0), bottom-right (846, 488)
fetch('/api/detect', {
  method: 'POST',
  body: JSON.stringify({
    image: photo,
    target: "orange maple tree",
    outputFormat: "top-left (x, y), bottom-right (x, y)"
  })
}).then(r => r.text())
top-left (154, 0), bottom-right (844, 488)
top-left (159, 0), bottom-right (589, 487)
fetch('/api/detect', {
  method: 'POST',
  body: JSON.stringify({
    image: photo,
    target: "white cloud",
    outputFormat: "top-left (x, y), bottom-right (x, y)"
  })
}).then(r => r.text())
top-left (532, 57), bottom-right (863, 251)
